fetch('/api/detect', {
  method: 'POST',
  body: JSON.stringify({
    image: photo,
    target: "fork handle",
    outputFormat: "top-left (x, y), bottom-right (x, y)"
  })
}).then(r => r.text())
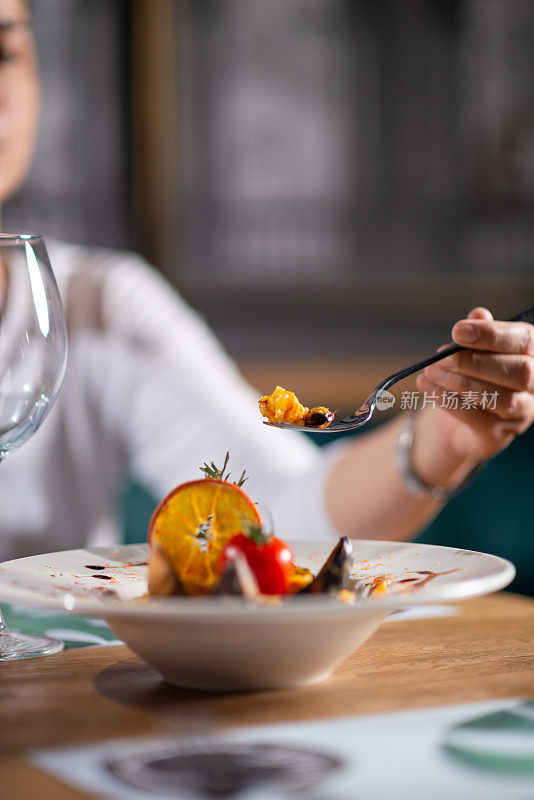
top-left (379, 305), bottom-right (534, 394)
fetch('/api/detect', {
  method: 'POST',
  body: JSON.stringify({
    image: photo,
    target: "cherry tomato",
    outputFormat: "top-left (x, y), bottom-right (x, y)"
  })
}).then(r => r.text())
top-left (219, 533), bottom-right (294, 595)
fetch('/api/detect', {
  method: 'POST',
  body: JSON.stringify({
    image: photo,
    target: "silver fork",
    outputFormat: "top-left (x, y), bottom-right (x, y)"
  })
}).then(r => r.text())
top-left (265, 305), bottom-right (534, 433)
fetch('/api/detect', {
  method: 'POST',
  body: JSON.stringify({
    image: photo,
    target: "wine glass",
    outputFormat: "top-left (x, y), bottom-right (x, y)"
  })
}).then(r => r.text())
top-left (0, 234), bottom-right (67, 660)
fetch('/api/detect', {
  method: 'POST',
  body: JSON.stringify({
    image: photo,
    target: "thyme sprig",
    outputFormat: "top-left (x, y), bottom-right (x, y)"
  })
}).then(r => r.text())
top-left (199, 451), bottom-right (248, 487)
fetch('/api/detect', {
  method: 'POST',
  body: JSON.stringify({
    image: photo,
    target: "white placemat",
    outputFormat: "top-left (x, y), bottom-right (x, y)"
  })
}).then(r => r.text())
top-left (30, 697), bottom-right (534, 799)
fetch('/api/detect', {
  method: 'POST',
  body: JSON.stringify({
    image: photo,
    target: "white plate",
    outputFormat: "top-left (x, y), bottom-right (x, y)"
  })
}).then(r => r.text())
top-left (0, 541), bottom-right (515, 691)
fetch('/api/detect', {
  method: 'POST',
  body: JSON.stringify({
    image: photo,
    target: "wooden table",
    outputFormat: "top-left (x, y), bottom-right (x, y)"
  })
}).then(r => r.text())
top-left (1, 592), bottom-right (533, 799)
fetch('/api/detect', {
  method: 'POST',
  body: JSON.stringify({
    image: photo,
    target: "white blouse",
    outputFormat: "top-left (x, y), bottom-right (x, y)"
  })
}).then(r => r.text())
top-left (0, 240), bottom-right (339, 560)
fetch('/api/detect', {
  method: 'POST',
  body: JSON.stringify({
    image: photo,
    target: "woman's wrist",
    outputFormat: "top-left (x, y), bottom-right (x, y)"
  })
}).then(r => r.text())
top-left (399, 409), bottom-right (483, 501)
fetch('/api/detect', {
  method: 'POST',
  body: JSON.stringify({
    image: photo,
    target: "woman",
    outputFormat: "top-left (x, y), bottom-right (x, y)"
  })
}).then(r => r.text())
top-left (0, 0), bottom-right (533, 560)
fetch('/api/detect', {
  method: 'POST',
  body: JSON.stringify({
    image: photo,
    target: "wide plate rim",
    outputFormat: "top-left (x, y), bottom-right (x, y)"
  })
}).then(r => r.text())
top-left (0, 540), bottom-right (516, 619)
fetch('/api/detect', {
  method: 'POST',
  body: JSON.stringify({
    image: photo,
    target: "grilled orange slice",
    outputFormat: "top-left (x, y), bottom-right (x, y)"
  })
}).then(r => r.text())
top-left (148, 479), bottom-right (261, 595)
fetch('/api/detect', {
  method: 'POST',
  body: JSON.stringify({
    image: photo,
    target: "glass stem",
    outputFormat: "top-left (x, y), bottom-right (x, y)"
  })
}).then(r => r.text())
top-left (0, 457), bottom-right (12, 635)
top-left (0, 609), bottom-right (10, 634)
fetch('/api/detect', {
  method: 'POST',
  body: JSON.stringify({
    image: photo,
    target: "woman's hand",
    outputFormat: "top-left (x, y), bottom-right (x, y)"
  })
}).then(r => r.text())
top-left (326, 306), bottom-right (532, 540)
top-left (417, 307), bottom-right (534, 463)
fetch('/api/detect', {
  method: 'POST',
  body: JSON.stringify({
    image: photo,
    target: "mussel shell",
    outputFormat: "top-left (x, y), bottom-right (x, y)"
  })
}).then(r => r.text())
top-left (299, 537), bottom-right (353, 594)
top-left (304, 407), bottom-right (335, 428)
top-left (212, 550), bottom-right (260, 598)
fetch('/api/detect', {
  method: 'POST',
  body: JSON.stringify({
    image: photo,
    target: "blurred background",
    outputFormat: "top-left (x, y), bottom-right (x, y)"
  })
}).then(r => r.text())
top-left (4, 0), bottom-right (534, 592)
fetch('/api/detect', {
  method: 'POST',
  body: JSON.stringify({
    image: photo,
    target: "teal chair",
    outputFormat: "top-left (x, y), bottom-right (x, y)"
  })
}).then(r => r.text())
top-left (415, 424), bottom-right (534, 597)
top-left (121, 424), bottom-right (534, 596)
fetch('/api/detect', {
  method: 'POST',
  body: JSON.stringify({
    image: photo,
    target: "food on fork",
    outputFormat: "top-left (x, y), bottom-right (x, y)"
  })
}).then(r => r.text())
top-left (259, 386), bottom-right (307, 425)
top-left (259, 386), bottom-right (334, 428)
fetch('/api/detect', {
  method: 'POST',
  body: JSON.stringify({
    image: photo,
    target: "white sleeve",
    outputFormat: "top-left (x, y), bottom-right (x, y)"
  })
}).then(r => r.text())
top-left (89, 253), bottom-right (341, 543)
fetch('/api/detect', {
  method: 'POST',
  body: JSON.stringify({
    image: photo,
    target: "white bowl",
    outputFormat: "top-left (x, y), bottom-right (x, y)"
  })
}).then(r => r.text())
top-left (0, 540), bottom-right (515, 692)
top-left (105, 598), bottom-right (387, 692)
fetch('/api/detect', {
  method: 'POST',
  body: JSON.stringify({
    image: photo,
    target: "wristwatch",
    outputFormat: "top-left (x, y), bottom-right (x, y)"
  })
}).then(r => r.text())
top-left (396, 413), bottom-right (486, 502)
